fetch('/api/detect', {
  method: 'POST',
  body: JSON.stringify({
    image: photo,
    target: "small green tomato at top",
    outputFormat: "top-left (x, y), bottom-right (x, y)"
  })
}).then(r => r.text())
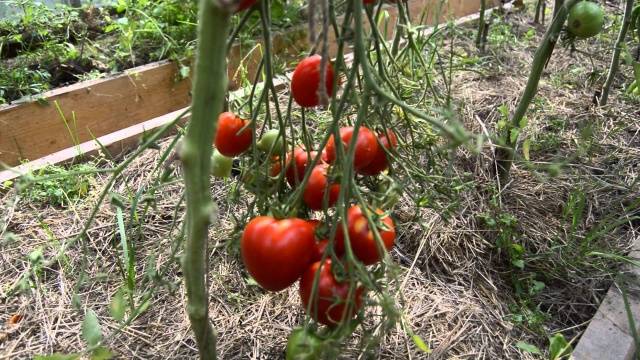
top-left (567, 1), bottom-right (605, 39)
top-left (211, 149), bottom-right (233, 178)
top-left (257, 129), bottom-right (285, 154)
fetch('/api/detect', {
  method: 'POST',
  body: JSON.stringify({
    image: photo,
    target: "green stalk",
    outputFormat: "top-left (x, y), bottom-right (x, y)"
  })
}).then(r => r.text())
top-left (475, 0), bottom-right (487, 49)
top-left (496, 0), bottom-right (579, 184)
top-left (553, 0), bottom-right (565, 20)
top-left (599, 0), bottom-right (637, 106)
top-left (181, 0), bottom-right (231, 358)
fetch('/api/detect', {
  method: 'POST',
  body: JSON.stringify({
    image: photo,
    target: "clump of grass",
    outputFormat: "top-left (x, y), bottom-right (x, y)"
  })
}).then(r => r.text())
top-left (17, 163), bottom-right (97, 207)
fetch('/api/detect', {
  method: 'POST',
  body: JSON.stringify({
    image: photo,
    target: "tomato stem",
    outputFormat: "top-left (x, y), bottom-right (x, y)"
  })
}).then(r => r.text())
top-left (181, 0), bottom-right (231, 358)
top-left (599, 0), bottom-right (637, 106)
top-left (496, 0), bottom-right (579, 184)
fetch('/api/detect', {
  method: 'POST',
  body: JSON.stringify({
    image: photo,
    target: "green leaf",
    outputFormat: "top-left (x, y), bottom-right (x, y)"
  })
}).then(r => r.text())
top-left (109, 288), bottom-right (126, 322)
top-left (412, 334), bottom-right (431, 353)
top-left (34, 354), bottom-right (80, 360)
top-left (512, 259), bottom-right (525, 269)
top-left (510, 128), bottom-right (520, 144)
top-left (522, 138), bottom-right (531, 161)
top-left (91, 346), bottom-right (114, 360)
top-left (549, 333), bottom-right (572, 360)
top-left (515, 341), bottom-right (541, 355)
top-left (81, 310), bottom-right (103, 347)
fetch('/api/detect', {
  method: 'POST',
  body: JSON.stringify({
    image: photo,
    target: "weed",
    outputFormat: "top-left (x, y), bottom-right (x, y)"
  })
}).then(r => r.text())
top-left (18, 163), bottom-right (97, 207)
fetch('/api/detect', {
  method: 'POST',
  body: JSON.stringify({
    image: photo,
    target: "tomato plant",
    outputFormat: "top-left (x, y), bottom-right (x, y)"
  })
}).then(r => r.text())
top-left (323, 127), bottom-right (379, 171)
top-left (303, 164), bottom-right (340, 210)
top-left (241, 217), bottom-right (316, 291)
top-left (299, 260), bottom-right (363, 326)
top-left (285, 328), bottom-right (323, 360)
top-left (341, 205), bottom-right (396, 265)
top-left (210, 149), bottom-right (233, 178)
top-left (358, 130), bottom-right (399, 176)
top-left (214, 112), bottom-right (253, 157)
top-left (567, 1), bottom-right (604, 39)
top-left (291, 55), bottom-right (336, 107)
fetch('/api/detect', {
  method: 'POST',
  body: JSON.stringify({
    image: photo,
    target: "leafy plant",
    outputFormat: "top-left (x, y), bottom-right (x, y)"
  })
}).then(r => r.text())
top-left (18, 163), bottom-right (96, 207)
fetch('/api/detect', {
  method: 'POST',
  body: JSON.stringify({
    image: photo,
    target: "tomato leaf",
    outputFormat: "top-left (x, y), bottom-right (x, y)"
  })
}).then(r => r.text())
top-left (91, 346), bottom-right (114, 360)
top-left (515, 341), bottom-right (541, 354)
top-left (34, 354), bottom-right (79, 360)
top-left (412, 334), bottom-right (431, 353)
top-left (81, 310), bottom-right (103, 347)
top-left (109, 288), bottom-right (126, 322)
top-left (549, 333), bottom-right (572, 360)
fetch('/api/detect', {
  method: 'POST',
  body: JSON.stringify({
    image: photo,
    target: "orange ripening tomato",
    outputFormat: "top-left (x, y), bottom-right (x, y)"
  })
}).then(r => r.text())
top-left (214, 112), bottom-right (252, 157)
top-left (299, 260), bottom-right (363, 326)
top-left (324, 127), bottom-right (379, 170)
top-left (303, 164), bottom-right (340, 210)
top-left (358, 130), bottom-right (399, 176)
top-left (241, 217), bottom-right (316, 291)
top-left (291, 55), bottom-right (336, 108)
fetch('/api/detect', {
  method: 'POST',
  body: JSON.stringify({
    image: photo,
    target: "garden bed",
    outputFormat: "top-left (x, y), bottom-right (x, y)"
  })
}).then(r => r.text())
top-left (1, 1), bottom-right (639, 359)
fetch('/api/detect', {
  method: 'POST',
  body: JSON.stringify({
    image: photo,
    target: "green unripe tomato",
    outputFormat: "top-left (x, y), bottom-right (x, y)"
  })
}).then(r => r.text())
top-left (257, 129), bottom-right (285, 154)
top-left (211, 149), bottom-right (233, 178)
top-left (567, 1), bottom-right (605, 39)
top-left (285, 328), bottom-right (323, 360)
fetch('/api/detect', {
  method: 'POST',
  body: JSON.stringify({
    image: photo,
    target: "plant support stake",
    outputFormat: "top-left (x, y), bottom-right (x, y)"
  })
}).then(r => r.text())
top-left (599, 0), bottom-right (637, 106)
top-left (496, 0), bottom-right (579, 183)
top-left (181, 0), bottom-right (231, 358)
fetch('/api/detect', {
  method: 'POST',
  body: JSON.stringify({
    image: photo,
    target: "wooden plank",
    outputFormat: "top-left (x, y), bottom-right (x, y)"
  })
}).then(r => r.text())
top-left (0, 61), bottom-right (192, 167)
top-left (0, 108), bottom-right (190, 183)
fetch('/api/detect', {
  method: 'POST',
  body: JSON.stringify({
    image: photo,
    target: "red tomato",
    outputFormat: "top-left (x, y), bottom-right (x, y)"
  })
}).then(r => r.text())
top-left (241, 217), bottom-right (315, 291)
top-left (235, 0), bottom-right (257, 12)
top-left (269, 156), bottom-right (283, 177)
top-left (308, 220), bottom-right (345, 262)
top-left (291, 55), bottom-right (335, 108)
top-left (214, 112), bottom-right (252, 157)
top-left (303, 164), bottom-right (340, 210)
top-left (358, 130), bottom-right (399, 176)
top-left (324, 127), bottom-right (379, 170)
top-left (299, 260), bottom-right (363, 326)
top-left (341, 205), bottom-right (395, 265)
top-left (363, 0), bottom-right (375, 3)
top-left (285, 147), bottom-right (319, 186)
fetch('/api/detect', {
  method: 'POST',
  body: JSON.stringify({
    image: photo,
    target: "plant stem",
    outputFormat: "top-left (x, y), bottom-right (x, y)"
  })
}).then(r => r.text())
top-left (181, 0), bottom-right (231, 358)
top-left (599, 0), bottom-right (637, 106)
top-left (476, 0), bottom-right (487, 49)
top-left (553, 0), bottom-right (565, 20)
top-left (496, 0), bottom-right (579, 184)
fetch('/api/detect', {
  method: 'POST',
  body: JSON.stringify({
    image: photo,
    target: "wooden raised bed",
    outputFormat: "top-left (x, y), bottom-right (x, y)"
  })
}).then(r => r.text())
top-left (0, 0), bottom-right (498, 182)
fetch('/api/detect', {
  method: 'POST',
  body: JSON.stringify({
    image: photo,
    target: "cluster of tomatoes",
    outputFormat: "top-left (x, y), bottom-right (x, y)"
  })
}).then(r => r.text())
top-left (209, 49), bottom-right (400, 326)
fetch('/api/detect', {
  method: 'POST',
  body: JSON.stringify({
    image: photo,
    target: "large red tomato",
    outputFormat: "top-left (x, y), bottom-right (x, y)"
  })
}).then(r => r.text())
top-left (324, 127), bottom-right (379, 170)
top-left (235, 0), bottom-right (257, 12)
top-left (291, 55), bottom-right (335, 108)
top-left (299, 260), bottom-right (363, 326)
top-left (303, 164), bottom-right (341, 210)
top-left (285, 147), bottom-right (318, 186)
top-left (214, 112), bottom-right (252, 157)
top-left (241, 217), bottom-right (315, 291)
top-left (341, 205), bottom-right (395, 265)
top-left (358, 130), bottom-right (399, 176)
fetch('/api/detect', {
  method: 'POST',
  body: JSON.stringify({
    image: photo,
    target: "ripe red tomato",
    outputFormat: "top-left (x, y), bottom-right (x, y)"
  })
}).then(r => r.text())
top-left (358, 130), bottom-right (398, 176)
top-left (299, 260), bottom-right (363, 326)
top-left (341, 205), bottom-right (395, 265)
top-left (214, 112), bottom-right (252, 157)
top-left (291, 55), bottom-right (335, 108)
top-left (363, 0), bottom-right (375, 4)
top-left (303, 164), bottom-right (340, 210)
top-left (241, 217), bottom-right (315, 291)
top-left (309, 221), bottom-right (345, 262)
top-left (235, 0), bottom-right (257, 12)
top-left (324, 127), bottom-right (379, 170)
top-left (285, 147), bottom-right (319, 186)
